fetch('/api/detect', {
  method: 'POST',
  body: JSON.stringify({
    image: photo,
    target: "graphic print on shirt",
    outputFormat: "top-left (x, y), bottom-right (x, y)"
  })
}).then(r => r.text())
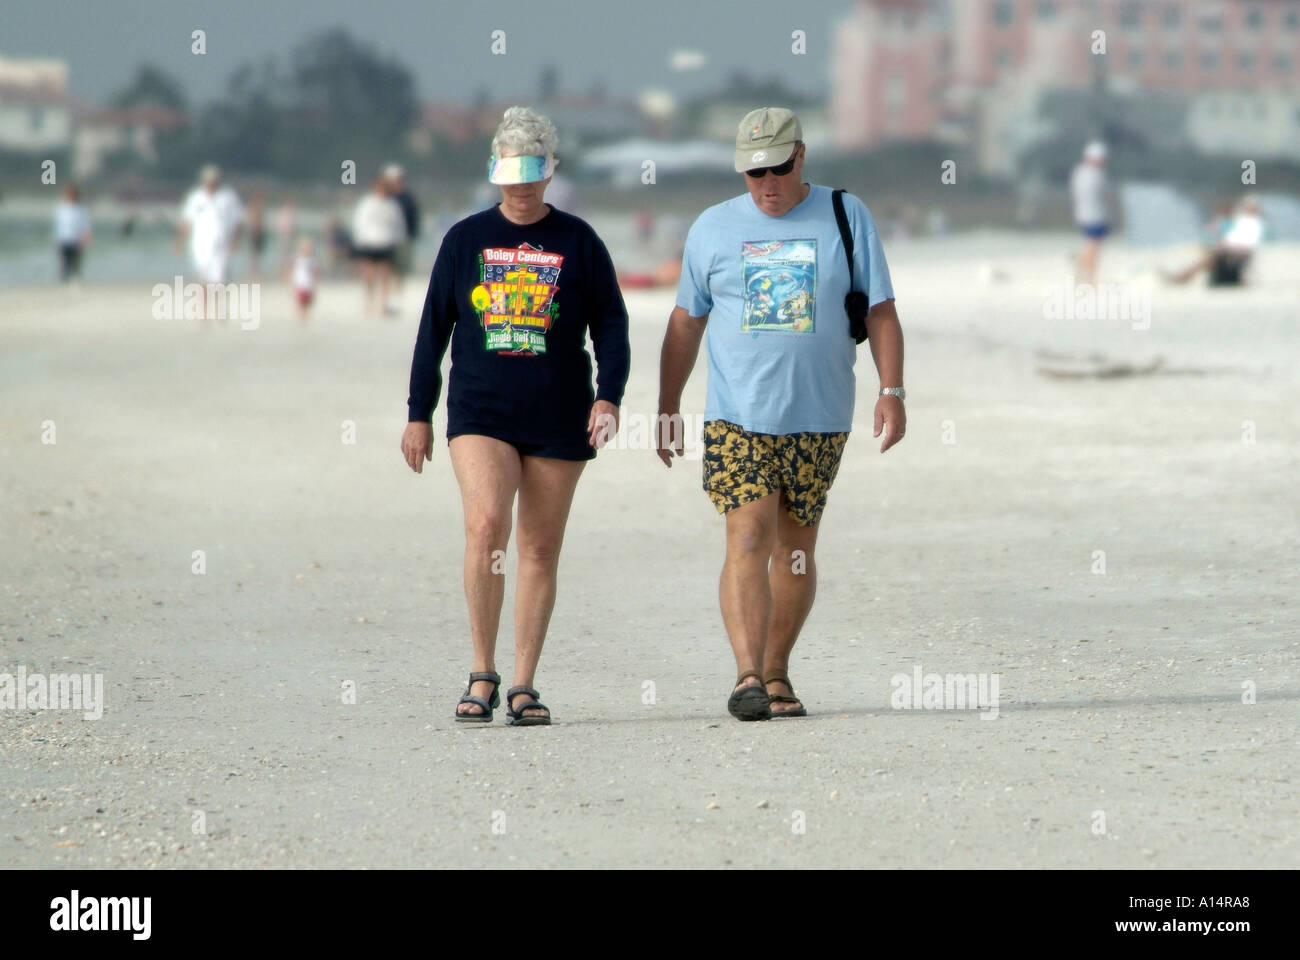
top-left (469, 244), bottom-right (563, 354)
top-left (739, 239), bottom-right (816, 334)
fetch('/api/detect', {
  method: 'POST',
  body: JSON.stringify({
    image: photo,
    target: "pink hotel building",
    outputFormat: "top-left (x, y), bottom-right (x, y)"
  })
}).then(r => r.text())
top-left (831, 0), bottom-right (1300, 150)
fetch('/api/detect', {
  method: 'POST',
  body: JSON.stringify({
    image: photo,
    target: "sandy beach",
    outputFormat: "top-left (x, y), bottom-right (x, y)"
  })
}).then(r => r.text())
top-left (1, 235), bottom-right (1297, 868)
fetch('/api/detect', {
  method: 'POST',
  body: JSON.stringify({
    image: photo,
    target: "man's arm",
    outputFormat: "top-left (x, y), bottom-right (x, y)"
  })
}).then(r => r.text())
top-left (656, 305), bottom-right (707, 467)
top-left (865, 298), bottom-right (905, 453)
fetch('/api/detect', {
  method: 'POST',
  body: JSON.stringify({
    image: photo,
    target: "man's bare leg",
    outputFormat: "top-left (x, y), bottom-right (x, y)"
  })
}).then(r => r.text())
top-left (449, 435), bottom-right (522, 716)
top-left (1164, 252), bottom-right (1213, 285)
top-left (510, 455), bottom-right (586, 718)
top-left (1077, 238), bottom-right (1101, 285)
top-left (721, 494), bottom-right (779, 694)
top-left (360, 260), bottom-right (375, 315)
top-left (377, 262), bottom-right (392, 314)
top-left (764, 501), bottom-right (821, 713)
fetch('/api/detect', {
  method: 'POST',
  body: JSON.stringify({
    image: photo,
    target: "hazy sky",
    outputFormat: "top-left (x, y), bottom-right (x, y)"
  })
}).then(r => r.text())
top-left (4, 0), bottom-right (848, 106)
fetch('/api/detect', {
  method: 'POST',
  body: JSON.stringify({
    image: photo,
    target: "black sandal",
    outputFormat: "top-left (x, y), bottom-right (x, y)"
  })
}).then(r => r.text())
top-left (505, 685), bottom-right (552, 726)
top-left (454, 670), bottom-right (501, 723)
top-left (764, 675), bottom-right (807, 718)
top-left (727, 670), bottom-right (771, 721)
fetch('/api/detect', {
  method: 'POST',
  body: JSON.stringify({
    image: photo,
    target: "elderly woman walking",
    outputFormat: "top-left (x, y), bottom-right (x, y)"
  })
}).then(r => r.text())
top-left (402, 106), bottom-right (630, 726)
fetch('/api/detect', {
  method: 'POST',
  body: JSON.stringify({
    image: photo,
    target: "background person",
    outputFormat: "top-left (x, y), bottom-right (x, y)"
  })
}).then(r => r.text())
top-left (1163, 196), bottom-right (1265, 286)
top-left (385, 164), bottom-right (420, 297)
top-left (292, 236), bottom-right (319, 322)
top-left (174, 165), bottom-right (245, 320)
top-left (247, 191), bottom-right (268, 281)
top-left (52, 184), bottom-right (91, 285)
top-left (1070, 141), bottom-right (1111, 285)
top-left (352, 176), bottom-right (405, 316)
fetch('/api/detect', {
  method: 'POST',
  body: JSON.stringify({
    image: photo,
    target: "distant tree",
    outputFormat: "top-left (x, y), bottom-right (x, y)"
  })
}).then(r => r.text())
top-left (201, 57), bottom-right (283, 175)
top-left (284, 28), bottom-right (418, 179)
top-left (539, 64), bottom-right (559, 100)
top-left (111, 65), bottom-right (188, 111)
top-left (105, 65), bottom-right (193, 182)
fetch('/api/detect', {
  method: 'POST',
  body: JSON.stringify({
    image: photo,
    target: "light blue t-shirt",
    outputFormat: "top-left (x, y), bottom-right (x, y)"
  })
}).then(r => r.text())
top-left (53, 203), bottom-right (90, 245)
top-left (676, 184), bottom-right (893, 435)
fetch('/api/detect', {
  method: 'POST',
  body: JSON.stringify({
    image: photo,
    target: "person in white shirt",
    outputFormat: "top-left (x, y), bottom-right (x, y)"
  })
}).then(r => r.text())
top-left (175, 165), bottom-right (245, 318)
top-left (53, 184), bottom-right (92, 284)
top-left (1070, 141), bottom-right (1110, 285)
top-left (351, 176), bottom-right (406, 316)
top-left (291, 236), bottom-right (319, 323)
top-left (1164, 197), bottom-right (1265, 286)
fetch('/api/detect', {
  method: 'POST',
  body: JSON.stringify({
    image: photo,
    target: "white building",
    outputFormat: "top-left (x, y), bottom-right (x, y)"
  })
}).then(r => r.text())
top-left (0, 56), bottom-right (77, 153)
top-left (1185, 91), bottom-right (1300, 161)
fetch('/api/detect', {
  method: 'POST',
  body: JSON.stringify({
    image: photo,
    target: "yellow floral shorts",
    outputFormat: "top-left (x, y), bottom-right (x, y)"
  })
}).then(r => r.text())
top-left (702, 420), bottom-right (849, 527)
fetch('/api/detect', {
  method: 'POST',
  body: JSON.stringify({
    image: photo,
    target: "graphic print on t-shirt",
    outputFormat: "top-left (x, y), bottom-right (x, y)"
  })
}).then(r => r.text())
top-left (739, 239), bottom-right (816, 334)
top-left (470, 243), bottom-right (563, 354)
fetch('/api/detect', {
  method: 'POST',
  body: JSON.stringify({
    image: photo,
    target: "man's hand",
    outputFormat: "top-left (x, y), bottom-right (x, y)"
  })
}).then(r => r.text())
top-left (401, 421), bottom-right (433, 473)
top-left (655, 408), bottom-right (686, 467)
top-left (874, 396), bottom-right (906, 453)
top-left (587, 399), bottom-right (619, 449)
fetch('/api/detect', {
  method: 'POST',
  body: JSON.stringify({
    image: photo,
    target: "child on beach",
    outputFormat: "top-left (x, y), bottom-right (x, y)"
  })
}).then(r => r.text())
top-left (53, 185), bottom-right (92, 285)
top-left (291, 237), bottom-right (319, 322)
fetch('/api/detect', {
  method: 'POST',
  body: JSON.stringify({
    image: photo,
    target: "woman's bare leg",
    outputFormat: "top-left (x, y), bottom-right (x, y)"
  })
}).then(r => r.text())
top-left (449, 435), bottom-right (522, 716)
top-left (510, 454), bottom-right (586, 717)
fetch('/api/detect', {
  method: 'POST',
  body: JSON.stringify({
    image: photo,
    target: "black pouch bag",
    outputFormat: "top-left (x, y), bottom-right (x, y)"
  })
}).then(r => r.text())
top-left (832, 188), bottom-right (869, 344)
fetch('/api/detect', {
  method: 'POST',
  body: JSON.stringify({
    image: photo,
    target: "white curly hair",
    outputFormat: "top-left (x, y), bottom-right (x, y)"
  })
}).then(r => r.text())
top-left (491, 106), bottom-right (559, 159)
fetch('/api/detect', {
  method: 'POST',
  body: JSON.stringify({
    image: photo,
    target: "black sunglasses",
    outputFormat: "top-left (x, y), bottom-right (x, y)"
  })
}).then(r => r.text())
top-left (745, 144), bottom-right (803, 179)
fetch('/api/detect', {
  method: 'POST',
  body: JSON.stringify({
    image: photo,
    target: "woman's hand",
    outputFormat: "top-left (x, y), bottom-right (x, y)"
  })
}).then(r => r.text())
top-left (401, 421), bottom-right (433, 473)
top-left (587, 400), bottom-right (619, 450)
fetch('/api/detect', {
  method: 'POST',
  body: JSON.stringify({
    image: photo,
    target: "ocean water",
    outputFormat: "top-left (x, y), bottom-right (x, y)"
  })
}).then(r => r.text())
top-left (4, 208), bottom-right (1296, 380)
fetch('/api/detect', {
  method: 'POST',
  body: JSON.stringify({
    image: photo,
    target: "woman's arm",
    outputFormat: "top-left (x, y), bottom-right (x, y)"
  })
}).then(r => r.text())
top-left (402, 233), bottom-right (459, 473)
top-left (583, 232), bottom-right (631, 449)
top-left (585, 232), bottom-right (631, 407)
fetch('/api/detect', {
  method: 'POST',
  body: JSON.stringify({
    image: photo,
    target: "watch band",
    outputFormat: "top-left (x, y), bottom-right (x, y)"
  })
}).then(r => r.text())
top-left (879, 386), bottom-right (906, 401)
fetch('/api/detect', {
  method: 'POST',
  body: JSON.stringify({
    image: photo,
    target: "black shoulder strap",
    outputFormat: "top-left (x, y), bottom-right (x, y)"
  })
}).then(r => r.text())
top-left (832, 188), bottom-right (855, 290)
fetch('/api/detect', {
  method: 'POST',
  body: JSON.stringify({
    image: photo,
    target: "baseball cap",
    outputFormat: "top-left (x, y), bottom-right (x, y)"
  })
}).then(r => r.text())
top-left (734, 107), bottom-right (802, 173)
top-left (199, 164), bottom-right (221, 183)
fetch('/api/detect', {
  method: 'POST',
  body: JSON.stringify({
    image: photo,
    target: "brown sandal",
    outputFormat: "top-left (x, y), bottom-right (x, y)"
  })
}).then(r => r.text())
top-left (764, 675), bottom-right (807, 718)
top-left (727, 670), bottom-right (771, 721)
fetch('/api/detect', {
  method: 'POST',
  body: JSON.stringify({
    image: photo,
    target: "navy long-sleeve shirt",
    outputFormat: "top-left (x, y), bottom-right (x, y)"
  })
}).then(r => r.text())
top-left (406, 204), bottom-right (631, 452)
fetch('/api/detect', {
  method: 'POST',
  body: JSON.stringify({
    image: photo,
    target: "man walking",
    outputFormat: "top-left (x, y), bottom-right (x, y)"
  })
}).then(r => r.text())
top-left (656, 107), bottom-right (905, 721)
top-left (385, 164), bottom-right (421, 296)
top-left (1070, 141), bottom-right (1110, 285)
top-left (174, 165), bottom-right (245, 320)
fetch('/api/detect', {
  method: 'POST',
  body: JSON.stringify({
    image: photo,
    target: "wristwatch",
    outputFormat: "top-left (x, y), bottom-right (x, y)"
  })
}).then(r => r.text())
top-left (879, 387), bottom-right (906, 401)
